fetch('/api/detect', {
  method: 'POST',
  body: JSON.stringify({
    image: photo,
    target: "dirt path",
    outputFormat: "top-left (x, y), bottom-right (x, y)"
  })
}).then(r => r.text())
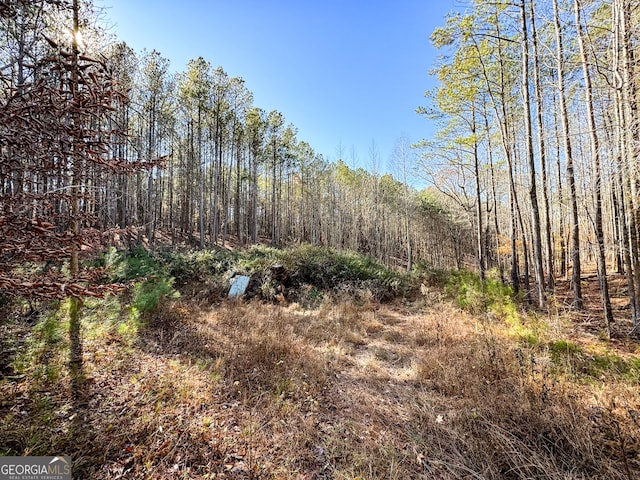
top-left (2, 294), bottom-right (639, 479)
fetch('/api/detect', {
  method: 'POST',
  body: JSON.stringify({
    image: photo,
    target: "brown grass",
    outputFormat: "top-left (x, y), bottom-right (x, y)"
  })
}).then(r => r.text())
top-left (1, 290), bottom-right (640, 479)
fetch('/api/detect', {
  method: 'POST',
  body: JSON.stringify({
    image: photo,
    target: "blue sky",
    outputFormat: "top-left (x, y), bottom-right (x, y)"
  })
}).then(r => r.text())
top-left (102, 0), bottom-right (464, 173)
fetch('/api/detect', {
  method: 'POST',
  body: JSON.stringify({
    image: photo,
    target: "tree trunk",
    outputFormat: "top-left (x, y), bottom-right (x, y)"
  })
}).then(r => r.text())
top-left (197, 106), bottom-right (205, 249)
top-left (69, 0), bottom-right (83, 383)
top-left (553, 0), bottom-right (583, 309)
top-left (520, 0), bottom-right (545, 308)
top-left (574, 0), bottom-right (613, 333)
top-left (474, 5), bottom-right (519, 291)
top-left (530, 0), bottom-right (555, 292)
top-left (616, 0), bottom-right (640, 329)
top-left (472, 108), bottom-right (485, 281)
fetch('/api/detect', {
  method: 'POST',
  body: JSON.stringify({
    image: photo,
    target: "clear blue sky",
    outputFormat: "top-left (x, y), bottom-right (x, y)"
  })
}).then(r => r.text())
top-left (101, 0), bottom-right (464, 173)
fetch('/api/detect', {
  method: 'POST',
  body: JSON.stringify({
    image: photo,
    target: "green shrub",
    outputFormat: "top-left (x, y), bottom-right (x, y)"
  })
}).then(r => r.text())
top-left (155, 248), bottom-right (237, 285)
top-left (131, 276), bottom-right (179, 314)
top-left (237, 245), bottom-right (285, 275)
top-left (548, 339), bottom-right (582, 357)
top-left (282, 245), bottom-right (410, 300)
top-left (587, 353), bottom-right (640, 380)
top-left (445, 270), bottom-right (518, 321)
top-left (97, 246), bottom-right (179, 314)
top-left (93, 244), bottom-right (437, 304)
top-left (233, 244), bottom-right (412, 301)
top-left (97, 245), bottom-right (160, 283)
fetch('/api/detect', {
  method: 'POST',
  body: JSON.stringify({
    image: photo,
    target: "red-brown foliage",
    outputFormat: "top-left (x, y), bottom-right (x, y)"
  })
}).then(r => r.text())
top-left (0, 7), bottom-right (154, 299)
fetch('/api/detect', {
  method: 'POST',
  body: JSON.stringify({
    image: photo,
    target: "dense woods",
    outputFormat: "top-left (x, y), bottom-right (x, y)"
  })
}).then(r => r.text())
top-left (0, 0), bottom-right (474, 297)
top-left (420, 0), bottom-right (640, 334)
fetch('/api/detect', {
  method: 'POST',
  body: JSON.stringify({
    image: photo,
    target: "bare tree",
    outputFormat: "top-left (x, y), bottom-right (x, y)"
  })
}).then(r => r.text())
top-left (553, 0), bottom-right (583, 309)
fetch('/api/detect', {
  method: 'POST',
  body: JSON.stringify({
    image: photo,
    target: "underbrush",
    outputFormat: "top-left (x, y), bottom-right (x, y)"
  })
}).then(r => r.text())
top-left (411, 307), bottom-right (640, 479)
top-left (127, 243), bottom-right (415, 304)
top-left (99, 246), bottom-right (180, 315)
top-left (547, 338), bottom-right (640, 383)
top-left (444, 269), bottom-right (519, 320)
top-left (236, 244), bottom-right (414, 301)
top-left (2, 248), bottom-right (640, 478)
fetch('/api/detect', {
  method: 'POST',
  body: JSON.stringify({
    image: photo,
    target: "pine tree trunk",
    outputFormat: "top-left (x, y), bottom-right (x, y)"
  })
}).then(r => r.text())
top-left (553, 0), bottom-right (583, 309)
top-left (575, 0), bottom-right (613, 333)
top-left (472, 108), bottom-right (485, 281)
top-left (618, 0), bottom-right (640, 329)
top-left (530, 0), bottom-right (555, 292)
top-left (521, 0), bottom-right (545, 308)
top-left (69, 0), bottom-right (83, 383)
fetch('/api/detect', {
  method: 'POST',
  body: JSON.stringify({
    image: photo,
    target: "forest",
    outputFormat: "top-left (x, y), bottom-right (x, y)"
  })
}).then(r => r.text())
top-left (420, 0), bottom-right (640, 337)
top-left (1, 0), bottom-right (640, 478)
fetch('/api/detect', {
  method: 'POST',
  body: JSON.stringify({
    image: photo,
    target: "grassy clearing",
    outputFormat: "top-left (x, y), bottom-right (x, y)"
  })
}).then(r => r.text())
top-left (1, 249), bottom-right (640, 478)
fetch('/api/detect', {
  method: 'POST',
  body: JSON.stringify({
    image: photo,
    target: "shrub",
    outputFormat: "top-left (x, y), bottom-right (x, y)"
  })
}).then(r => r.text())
top-left (282, 245), bottom-right (410, 300)
top-left (98, 246), bottom-right (179, 314)
top-left (237, 245), bottom-right (284, 274)
top-left (131, 276), bottom-right (178, 314)
top-left (232, 244), bottom-right (411, 302)
top-left (445, 269), bottom-right (518, 321)
top-left (94, 244), bottom-right (452, 305)
top-left (155, 248), bottom-right (237, 286)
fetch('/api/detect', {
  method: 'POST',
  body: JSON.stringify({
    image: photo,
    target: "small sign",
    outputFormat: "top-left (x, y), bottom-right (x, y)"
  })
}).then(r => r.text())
top-left (0, 456), bottom-right (71, 480)
top-left (228, 275), bottom-right (250, 298)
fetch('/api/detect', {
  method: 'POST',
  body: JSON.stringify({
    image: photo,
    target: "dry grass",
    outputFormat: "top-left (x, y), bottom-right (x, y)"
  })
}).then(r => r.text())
top-left (2, 291), bottom-right (640, 479)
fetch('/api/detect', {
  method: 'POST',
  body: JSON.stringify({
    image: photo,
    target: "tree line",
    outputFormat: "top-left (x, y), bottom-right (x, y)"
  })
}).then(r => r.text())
top-left (420, 0), bottom-right (640, 334)
top-left (0, 0), bottom-right (475, 306)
